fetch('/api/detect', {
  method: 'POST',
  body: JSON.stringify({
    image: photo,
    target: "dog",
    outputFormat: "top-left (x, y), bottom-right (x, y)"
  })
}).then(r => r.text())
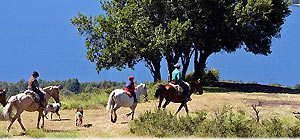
top-left (43, 102), bottom-right (61, 120)
top-left (75, 107), bottom-right (83, 127)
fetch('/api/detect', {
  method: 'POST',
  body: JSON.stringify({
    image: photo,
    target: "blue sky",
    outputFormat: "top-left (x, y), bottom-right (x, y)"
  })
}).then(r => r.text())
top-left (0, 1), bottom-right (299, 86)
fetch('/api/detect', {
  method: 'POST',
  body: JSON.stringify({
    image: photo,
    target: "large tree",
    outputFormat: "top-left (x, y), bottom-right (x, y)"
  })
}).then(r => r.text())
top-left (72, 0), bottom-right (290, 88)
top-left (71, 0), bottom-right (193, 82)
top-left (185, 0), bottom-right (290, 93)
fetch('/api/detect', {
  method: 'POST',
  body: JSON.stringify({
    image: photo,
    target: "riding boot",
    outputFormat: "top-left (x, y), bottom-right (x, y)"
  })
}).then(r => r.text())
top-left (132, 92), bottom-right (138, 102)
top-left (40, 100), bottom-right (46, 109)
top-left (133, 96), bottom-right (138, 103)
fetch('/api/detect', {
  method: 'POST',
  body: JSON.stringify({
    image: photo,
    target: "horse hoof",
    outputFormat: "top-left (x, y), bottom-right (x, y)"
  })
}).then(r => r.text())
top-left (111, 117), bottom-right (117, 123)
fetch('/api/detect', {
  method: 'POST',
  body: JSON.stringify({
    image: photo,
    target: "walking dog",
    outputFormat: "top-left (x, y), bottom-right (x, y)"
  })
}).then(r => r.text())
top-left (43, 102), bottom-right (61, 120)
top-left (75, 107), bottom-right (83, 126)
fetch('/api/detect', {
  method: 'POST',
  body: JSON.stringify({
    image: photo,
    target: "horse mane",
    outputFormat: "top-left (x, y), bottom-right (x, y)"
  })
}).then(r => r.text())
top-left (136, 83), bottom-right (145, 88)
top-left (155, 85), bottom-right (166, 98)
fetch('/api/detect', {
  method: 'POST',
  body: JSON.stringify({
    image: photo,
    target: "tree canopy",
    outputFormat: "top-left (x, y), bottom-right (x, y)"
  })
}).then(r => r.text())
top-left (71, 0), bottom-right (290, 88)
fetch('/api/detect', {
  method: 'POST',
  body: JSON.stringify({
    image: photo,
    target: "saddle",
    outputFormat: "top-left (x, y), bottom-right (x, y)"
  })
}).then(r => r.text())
top-left (169, 83), bottom-right (184, 93)
top-left (169, 81), bottom-right (191, 95)
top-left (24, 90), bottom-right (40, 103)
top-left (124, 90), bottom-right (133, 98)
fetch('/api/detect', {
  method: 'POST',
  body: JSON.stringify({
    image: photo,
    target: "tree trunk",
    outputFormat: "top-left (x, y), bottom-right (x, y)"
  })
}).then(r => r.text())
top-left (144, 59), bottom-right (162, 83)
top-left (194, 50), bottom-right (211, 95)
top-left (153, 61), bottom-right (161, 82)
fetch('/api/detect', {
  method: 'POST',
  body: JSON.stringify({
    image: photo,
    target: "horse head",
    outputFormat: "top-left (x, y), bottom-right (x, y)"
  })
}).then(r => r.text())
top-left (136, 83), bottom-right (148, 101)
top-left (43, 85), bottom-right (60, 103)
top-left (190, 79), bottom-right (203, 95)
top-left (0, 89), bottom-right (7, 107)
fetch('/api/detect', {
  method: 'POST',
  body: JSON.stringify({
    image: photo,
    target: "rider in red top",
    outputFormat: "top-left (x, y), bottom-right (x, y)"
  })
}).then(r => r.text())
top-left (124, 76), bottom-right (137, 102)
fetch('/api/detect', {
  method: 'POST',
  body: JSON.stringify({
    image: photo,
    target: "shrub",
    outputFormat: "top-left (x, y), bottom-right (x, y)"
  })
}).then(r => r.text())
top-left (185, 68), bottom-right (219, 86)
top-left (294, 84), bottom-right (300, 89)
top-left (130, 106), bottom-right (300, 138)
top-left (130, 110), bottom-right (207, 137)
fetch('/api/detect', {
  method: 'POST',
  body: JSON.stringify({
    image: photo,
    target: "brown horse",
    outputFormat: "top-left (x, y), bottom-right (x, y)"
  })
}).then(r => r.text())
top-left (0, 89), bottom-right (7, 107)
top-left (2, 86), bottom-right (60, 132)
top-left (155, 80), bottom-right (202, 115)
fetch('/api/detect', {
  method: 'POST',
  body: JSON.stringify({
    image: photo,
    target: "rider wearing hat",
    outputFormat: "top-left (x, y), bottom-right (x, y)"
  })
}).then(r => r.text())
top-left (28, 71), bottom-right (46, 109)
top-left (124, 76), bottom-right (138, 103)
top-left (171, 63), bottom-right (191, 101)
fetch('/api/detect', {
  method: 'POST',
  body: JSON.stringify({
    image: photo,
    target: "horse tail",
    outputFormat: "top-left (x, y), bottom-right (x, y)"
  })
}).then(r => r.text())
top-left (2, 95), bottom-right (17, 120)
top-left (155, 85), bottom-right (166, 99)
top-left (106, 91), bottom-right (115, 111)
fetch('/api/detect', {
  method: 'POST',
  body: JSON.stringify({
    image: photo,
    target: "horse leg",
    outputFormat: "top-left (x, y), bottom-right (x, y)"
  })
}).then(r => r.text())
top-left (56, 112), bottom-right (61, 120)
top-left (41, 112), bottom-right (45, 129)
top-left (111, 104), bottom-right (121, 123)
top-left (175, 103), bottom-right (185, 115)
top-left (131, 110), bottom-right (135, 120)
top-left (17, 117), bottom-right (26, 131)
top-left (50, 112), bottom-right (52, 120)
top-left (184, 103), bottom-right (189, 115)
top-left (7, 110), bottom-right (23, 132)
top-left (126, 112), bottom-right (132, 117)
top-left (162, 100), bottom-right (170, 110)
top-left (37, 113), bottom-right (41, 129)
top-left (158, 96), bottom-right (163, 110)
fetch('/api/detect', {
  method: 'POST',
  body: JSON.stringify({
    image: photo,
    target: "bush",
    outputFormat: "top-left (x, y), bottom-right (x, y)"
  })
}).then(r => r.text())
top-left (294, 84), bottom-right (300, 89)
top-left (130, 106), bottom-right (300, 138)
top-left (130, 109), bottom-right (207, 137)
top-left (185, 68), bottom-right (219, 86)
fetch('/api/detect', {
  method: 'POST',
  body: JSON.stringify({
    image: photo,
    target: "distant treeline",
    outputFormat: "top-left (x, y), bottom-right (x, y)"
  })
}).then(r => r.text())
top-left (0, 79), bottom-right (125, 97)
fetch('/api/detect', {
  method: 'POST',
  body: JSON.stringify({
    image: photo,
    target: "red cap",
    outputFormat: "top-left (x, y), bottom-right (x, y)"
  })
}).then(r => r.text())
top-left (129, 76), bottom-right (134, 80)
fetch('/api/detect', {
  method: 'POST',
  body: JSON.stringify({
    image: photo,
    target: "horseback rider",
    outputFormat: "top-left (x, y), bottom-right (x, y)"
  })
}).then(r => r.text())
top-left (171, 63), bottom-right (191, 101)
top-left (28, 71), bottom-right (46, 109)
top-left (124, 76), bottom-right (138, 103)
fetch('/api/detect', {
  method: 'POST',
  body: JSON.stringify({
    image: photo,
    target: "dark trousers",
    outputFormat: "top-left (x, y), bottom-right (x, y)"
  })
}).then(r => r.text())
top-left (130, 91), bottom-right (137, 102)
top-left (30, 88), bottom-right (45, 108)
top-left (30, 88), bottom-right (44, 100)
top-left (178, 82), bottom-right (189, 97)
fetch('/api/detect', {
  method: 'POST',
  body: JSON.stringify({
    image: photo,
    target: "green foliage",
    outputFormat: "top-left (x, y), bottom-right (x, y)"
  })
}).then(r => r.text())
top-left (130, 110), bottom-right (207, 137)
top-left (130, 106), bottom-right (300, 138)
top-left (185, 68), bottom-right (220, 86)
top-left (294, 84), bottom-right (300, 89)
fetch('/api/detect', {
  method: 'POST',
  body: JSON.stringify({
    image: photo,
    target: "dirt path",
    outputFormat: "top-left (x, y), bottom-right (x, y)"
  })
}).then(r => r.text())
top-left (1, 92), bottom-right (300, 138)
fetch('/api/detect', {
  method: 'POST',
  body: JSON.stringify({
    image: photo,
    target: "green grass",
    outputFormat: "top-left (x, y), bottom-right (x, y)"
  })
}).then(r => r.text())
top-left (0, 129), bottom-right (11, 138)
top-left (26, 129), bottom-right (78, 138)
top-left (61, 93), bottom-right (109, 110)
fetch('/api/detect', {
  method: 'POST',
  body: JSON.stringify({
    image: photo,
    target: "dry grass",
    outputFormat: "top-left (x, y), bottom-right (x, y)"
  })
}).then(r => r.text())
top-left (1, 92), bottom-right (300, 138)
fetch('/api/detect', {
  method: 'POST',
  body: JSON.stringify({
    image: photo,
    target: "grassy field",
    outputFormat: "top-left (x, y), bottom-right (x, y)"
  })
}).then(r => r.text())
top-left (1, 92), bottom-right (300, 138)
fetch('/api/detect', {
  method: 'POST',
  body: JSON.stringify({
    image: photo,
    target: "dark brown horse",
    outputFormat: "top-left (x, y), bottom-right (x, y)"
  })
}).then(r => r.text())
top-left (0, 89), bottom-right (7, 107)
top-left (155, 80), bottom-right (202, 115)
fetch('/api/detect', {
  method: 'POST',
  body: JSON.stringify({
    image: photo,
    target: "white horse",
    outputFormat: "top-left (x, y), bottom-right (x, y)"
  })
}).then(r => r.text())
top-left (106, 83), bottom-right (148, 123)
top-left (2, 86), bottom-right (60, 132)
